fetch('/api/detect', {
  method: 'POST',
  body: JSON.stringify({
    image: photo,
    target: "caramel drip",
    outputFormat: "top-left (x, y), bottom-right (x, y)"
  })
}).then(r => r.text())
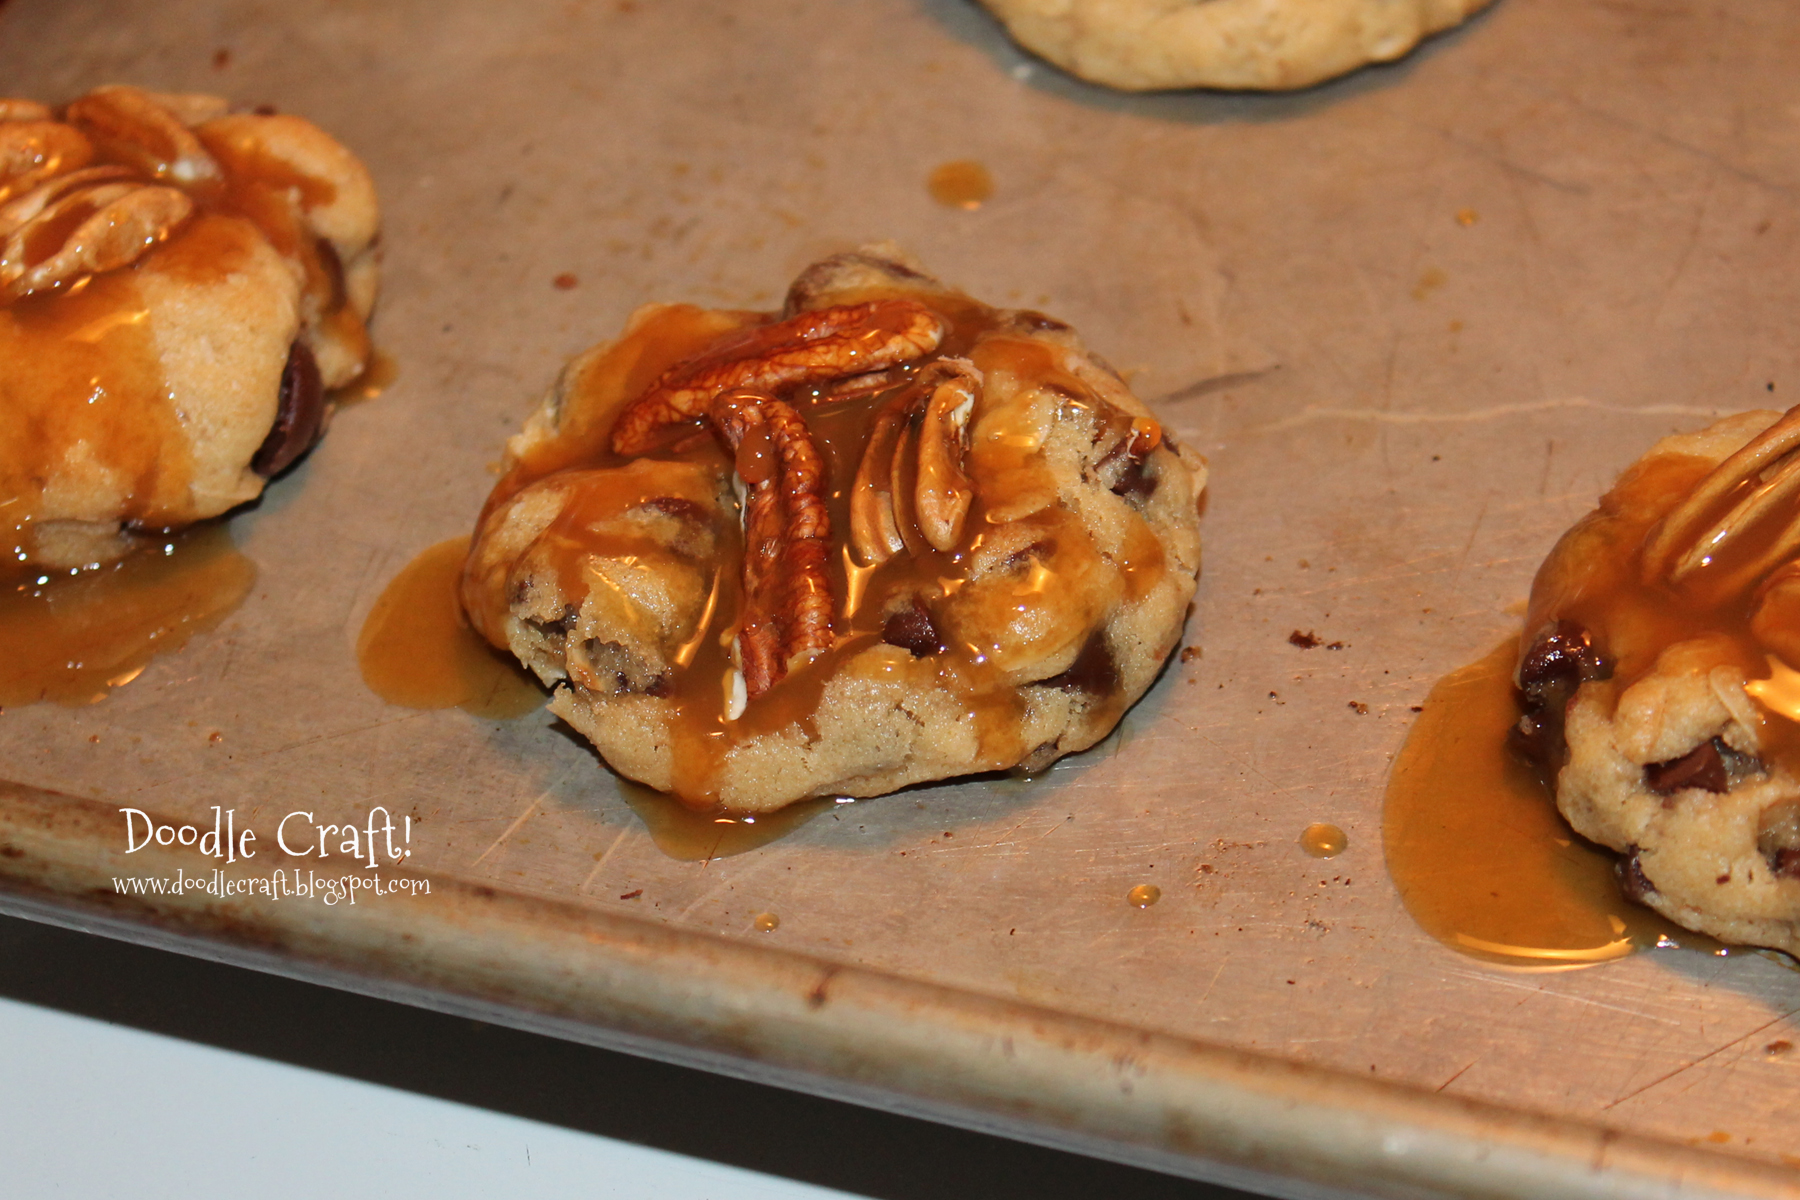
top-left (358, 536), bottom-right (542, 721)
top-left (0, 522), bottom-right (255, 707)
top-left (1385, 641), bottom-right (1694, 967)
top-left (1525, 448), bottom-right (1800, 765)
top-left (481, 294), bottom-right (1176, 812)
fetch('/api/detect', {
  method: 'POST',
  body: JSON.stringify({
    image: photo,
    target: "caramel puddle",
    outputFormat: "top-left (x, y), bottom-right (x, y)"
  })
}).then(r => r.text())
top-left (927, 159), bottom-right (994, 210)
top-left (1384, 639), bottom-right (1697, 969)
top-left (334, 348), bottom-right (397, 406)
top-left (0, 523), bottom-right (255, 708)
top-left (357, 536), bottom-right (542, 720)
top-left (616, 780), bottom-right (832, 861)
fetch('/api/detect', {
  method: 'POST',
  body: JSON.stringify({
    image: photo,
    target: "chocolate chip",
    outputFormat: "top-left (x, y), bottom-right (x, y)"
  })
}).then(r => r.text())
top-left (1037, 631), bottom-right (1118, 695)
top-left (251, 340), bottom-right (325, 478)
top-left (1620, 846), bottom-right (1659, 901)
top-left (1517, 620), bottom-right (1609, 706)
top-left (1645, 739), bottom-right (1729, 795)
top-left (882, 601), bottom-right (942, 657)
top-left (1512, 619), bottom-right (1612, 773)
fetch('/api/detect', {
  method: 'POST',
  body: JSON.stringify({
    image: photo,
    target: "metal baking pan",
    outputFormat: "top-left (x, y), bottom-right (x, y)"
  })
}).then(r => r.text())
top-left (2, 1), bottom-right (1797, 1195)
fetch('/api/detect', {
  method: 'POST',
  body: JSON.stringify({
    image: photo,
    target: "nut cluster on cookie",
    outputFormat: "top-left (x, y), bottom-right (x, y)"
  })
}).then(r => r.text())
top-left (464, 249), bottom-right (1206, 812)
top-left (1, 85), bottom-right (379, 572)
top-left (1519, 407), bottom-right (1800, 955)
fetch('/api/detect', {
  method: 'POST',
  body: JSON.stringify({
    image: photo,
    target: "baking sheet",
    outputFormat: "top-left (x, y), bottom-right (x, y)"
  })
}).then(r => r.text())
top-left (2, 0), bottom-right (1799, 1195)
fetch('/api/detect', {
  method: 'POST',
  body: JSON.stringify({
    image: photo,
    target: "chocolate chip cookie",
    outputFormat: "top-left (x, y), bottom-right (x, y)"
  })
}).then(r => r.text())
top-left (1, 86), bottom-right (379, 572)
top-left (1520, 408), bottom-right (1800, 955)
top-left (464, 247), bottom-right (1206, 812)
top-left (979, 0), bottom-right (1496, 91)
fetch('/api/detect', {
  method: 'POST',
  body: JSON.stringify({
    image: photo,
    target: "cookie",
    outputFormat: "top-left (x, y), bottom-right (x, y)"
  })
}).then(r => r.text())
top-left (979, 0), bottom-right (1496, 92)
top-left (1519, 408), bottom-right (1800, 955)
top-left (1, 86), bottom-right (380, 572)
top-left (464, 248), bottom-right (1206, 812)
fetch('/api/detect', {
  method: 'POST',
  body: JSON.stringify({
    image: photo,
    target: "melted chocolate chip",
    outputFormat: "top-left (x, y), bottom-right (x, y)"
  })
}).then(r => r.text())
top-left (1620, 846), bottom-right (1659, 901)
top-left (527, 606), bottom-right (579, 638)
top-left (251, 340), bottom-right (325, 478)
top-left (1111, 455), bottom-right (1157, 502)
top-left (1645, 738), bottom-right (1729, 796)
top-left (1037, 631), bottom-right (1118, 695)
top-left (1512, 620), bottom-right (1612, 772)
top-left (1517, 620), bottom-right (1609, 706)
top-left (882, 601), bottom-right (942, 657)
top-left (1772, 848), bottom-right (1800, 879)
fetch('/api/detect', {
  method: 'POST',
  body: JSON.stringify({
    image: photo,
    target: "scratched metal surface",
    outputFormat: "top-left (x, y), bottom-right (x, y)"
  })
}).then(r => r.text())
top-left (2, 0), bottom-right (1798, 1177)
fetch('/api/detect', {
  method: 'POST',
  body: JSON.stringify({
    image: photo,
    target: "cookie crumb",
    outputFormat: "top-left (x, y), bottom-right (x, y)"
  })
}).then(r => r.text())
top-left (1289, 630), bottom-right (1320, 649)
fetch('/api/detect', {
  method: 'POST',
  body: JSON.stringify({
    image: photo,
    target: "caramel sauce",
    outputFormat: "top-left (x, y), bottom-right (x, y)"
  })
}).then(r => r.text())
top-left (0, 522), bottom-right (255, 707)
top-left (1126, 883), bottom-right (1161, 908)
top-left (926, 160), bottom-right (993, 211)
top-left (615, 780), bottom-right (829, 861)
top-left (333, 347), bottom-right (397, 406)
top-left (1300, 822), bottom-right (1347, 858)
top-left (357, 537), bottom-right (542, 720)
top-left (752, 911), bottom-right (782, 932)
top-left (2, 97), bottom-right (370, 569)
top-left (472, 288), bottom-right (1173, 812)
top-left (1385, 640), bottom-right (1691, 968)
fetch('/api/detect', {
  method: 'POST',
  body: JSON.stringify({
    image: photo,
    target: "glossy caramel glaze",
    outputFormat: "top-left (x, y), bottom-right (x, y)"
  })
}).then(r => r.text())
top-left (0, 521), bottom-right (254, 708)
top-left (1385, 640), bottom-right (1692, 968)
top-left (357, 536), bottom-right (542, 721)
top-left (465, 258), bottom-right (1203, 813)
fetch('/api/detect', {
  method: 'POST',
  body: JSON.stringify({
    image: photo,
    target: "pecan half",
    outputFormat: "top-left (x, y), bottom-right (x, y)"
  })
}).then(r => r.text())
top-left (1641, 403), bottom-right (1800, 595)
top-left (848, 359), bottom-right (982, 564)
top-left (610, 299), bottom-right (945, 454)
top-left (849, 388), bottom-right (916, 566)
top-left (915, 360), bottom-right (979, 551)
top-left (0, 120), bottom-right (93, 202)
top-left (0, 179), bottom-right (192, 300)
top-left (709, 391), bottom-right (835, 699)
top-left (0, 100), bottom-right (56, 123)
top-left (64, 85), bottom-right (220, 186)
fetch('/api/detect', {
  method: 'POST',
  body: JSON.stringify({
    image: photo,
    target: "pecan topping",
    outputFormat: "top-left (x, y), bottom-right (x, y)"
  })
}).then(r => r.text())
top-left (709, 391), bottom-right (835, 699)
top-left (1, 177), bottom-right (192, 300)
top-left (849, 387), bottom-right (918, 566)
top-left (848, 359), bottom-right (982, 564)
top-left (1641, 403), bottom-right (1800, 594)
top-left (0, 100), bottom-right (56, 123)
top-left (610, 299), bottom-right (945, 454)
top-left (915, 361), bottom-right (979, 551)
top-left (64, 85), bottom-right (220, 186)
top-left (0, 120), bottom-right (93, 202)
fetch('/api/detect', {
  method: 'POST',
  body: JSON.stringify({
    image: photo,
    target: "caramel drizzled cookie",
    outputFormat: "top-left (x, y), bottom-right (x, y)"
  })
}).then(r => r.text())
top-left (464, 248), bottom-right (1206, 812)
top-left (1, 86), bottom-right (379, 571)
top-left (979, 0), bottom-right (1496, 92)
top-left (1519, 408), bottom-right (1800, 955)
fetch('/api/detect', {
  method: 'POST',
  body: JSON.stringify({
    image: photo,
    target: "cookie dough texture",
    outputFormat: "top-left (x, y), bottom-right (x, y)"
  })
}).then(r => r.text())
top-left (980, 0), bottom-right (1496, 91)
top-left (1, 86), bottom-right (379, 571)
top-left (1527, 411), bottom-right (1800, 956)
top-left (466, 249), bottom-right (1206, 812)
